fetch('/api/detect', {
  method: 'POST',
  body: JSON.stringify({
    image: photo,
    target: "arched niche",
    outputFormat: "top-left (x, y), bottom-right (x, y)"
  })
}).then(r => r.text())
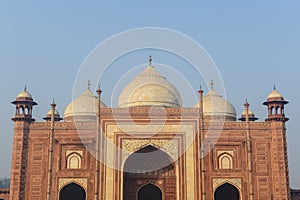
top-left (59, 183), bottom-right (86, 200)
top-left (123, 145), bottom-right (176, 200)
top-left (214, 183), bottom-right (240, 200)
top-left (138, 183), bottom-right (162, 200)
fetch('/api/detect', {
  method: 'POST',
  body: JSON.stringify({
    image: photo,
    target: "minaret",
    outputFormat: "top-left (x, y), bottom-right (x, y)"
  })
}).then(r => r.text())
top-left (46, 99), bottom-right (56, 200)
top-left (263, 86), bottom-right (290, 199)
top-left (10, 86), bottom-right (37, 199)
top-left (198, 85), bottom-right (206, 200)
top-left (243, 99), bottom-right (254, 200)
top-left (95, 85), bottom-right (102, 200)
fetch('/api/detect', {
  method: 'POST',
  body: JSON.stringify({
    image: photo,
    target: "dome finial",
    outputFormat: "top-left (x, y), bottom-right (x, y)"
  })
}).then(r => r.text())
top-left (51, 98), bottom-right (56, 108)
top-left (148, 54), bottom-right (152, 66)
top-left (210, 79), bottom-right (214, 90)
top-left (24, 84), bottom-right (27, 92)
top-left (88, 79), bottom-right (91, 90)
top-left (274, 84), bottom-right (276, 90)
top-left (96, 84), bottom-right (102, 95)
top-left (244, 98), bottom-right (249, 108)
top-left (198, 85), bottom-right (204, 95)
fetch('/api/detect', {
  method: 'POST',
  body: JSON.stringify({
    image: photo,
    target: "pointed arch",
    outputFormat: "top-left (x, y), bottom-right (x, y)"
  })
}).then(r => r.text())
top-left (137, 183), bottom-right (162, 200)
top-left (67, 152), bottom-right (82, 169)
top-left (122, 141), bottom-right (176, 167)
top-left (218, 153), bottom-right (233, 169)
top-left (123, 145), bottom-right (174, 173)
top-left (214, 183), bottom-right (240, 200)
top-left (123, 145), bottom-right (176, 200)
top-left (59, 183), bottom-right (86, 200)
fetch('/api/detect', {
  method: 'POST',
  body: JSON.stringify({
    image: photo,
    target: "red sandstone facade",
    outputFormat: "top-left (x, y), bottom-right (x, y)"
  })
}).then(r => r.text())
top-left (0, 188), bottom-right (9, 200)
top-left (6, 63), bottom-right (292, 200)
top-left (7, 90), bottom-right (291, 200)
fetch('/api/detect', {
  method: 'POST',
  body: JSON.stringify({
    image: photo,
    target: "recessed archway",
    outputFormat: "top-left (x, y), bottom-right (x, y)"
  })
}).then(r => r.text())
top-left (59, 183), bottom-right (86, 200)
top-left (138, 183), bottom-right (162, 200)
top-left (214, 183), bottom-right (240, 200)
top-left (123, 145), bottom-right (176, 200)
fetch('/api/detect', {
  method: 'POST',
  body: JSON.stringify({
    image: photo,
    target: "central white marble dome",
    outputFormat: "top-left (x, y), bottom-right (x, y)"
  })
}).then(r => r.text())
top-left (118, 63), bottom-right (182, 108)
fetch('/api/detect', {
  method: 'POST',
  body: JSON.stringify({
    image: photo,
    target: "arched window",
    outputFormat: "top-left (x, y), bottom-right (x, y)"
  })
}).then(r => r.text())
top-left (24, 107), bottom-right (28, 115)
top-left (67, 153), bottom-right (82, 169)
top-left (276, 106), bottom-right (280, 114)
top-left (219, 154), bottom-right (233, 169)
top-left (19, 106), bottom-right (24, 114)
top-left (271, 106), bottom-right (275, 115)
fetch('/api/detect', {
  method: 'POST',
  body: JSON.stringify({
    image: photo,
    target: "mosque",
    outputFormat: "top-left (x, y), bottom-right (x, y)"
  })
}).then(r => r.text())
top-left (4, 56), bottom-right (292, 199)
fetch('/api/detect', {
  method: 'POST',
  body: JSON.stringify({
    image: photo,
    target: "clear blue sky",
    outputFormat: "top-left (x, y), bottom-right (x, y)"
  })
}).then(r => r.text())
top-left (0, 1), bottom-right (299, 188)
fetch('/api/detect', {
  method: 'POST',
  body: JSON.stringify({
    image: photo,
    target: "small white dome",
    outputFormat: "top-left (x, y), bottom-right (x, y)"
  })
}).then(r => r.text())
top-left (239, 107), bottom-right (258, 121)
top-left (267, 89), bottom-right (283, 99)
top-left (242, 109), bottom-right (254, 115)
top-left (118, 65), bottom-right (181, 108)
top-left (17, 89), bottom-right (32, 99)
top-left (195, 88), bottom-right (236, 121)
top-left (47, 109), bottom-right (60, 116)
top-left (64, 89), bottom-right (106, 121)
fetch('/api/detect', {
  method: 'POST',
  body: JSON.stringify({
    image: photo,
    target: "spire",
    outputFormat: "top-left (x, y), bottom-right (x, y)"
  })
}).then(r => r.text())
top-left (274, 84), bottom-right (276, 91)
top-left (24, 84), bottom-right (27, 92)
top-left (198, 84), bottom-right (204, 120)
top-left (198, 85), bottom-right (204, 95)
top-left (244, 98), bottom-right (249, 108)
top-left (96, 84), bottom-right (102, 95)
top-left (148, 55), bottom-right (152, 66)
top-left (51, 98), bottom-right (56, 109)
top-left (244, 98), bottom-right (250, 122)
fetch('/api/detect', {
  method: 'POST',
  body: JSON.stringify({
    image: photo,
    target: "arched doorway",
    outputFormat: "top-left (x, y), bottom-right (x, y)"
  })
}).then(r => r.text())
top-left (138, 183), bottom-right (162, 200)
top-left (123, 145), bottom-right (176, 200)
top-left (59, 183), bottom-right (86, 200)
top-left (214, 183), bottom-right (239, 200)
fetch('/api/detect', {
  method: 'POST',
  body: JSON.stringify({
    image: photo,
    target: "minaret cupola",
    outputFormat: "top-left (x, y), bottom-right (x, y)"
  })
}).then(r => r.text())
top-left (263, 86), bottom-right (288, 122)
top-left (12, 86), bottom-right (38, 122)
